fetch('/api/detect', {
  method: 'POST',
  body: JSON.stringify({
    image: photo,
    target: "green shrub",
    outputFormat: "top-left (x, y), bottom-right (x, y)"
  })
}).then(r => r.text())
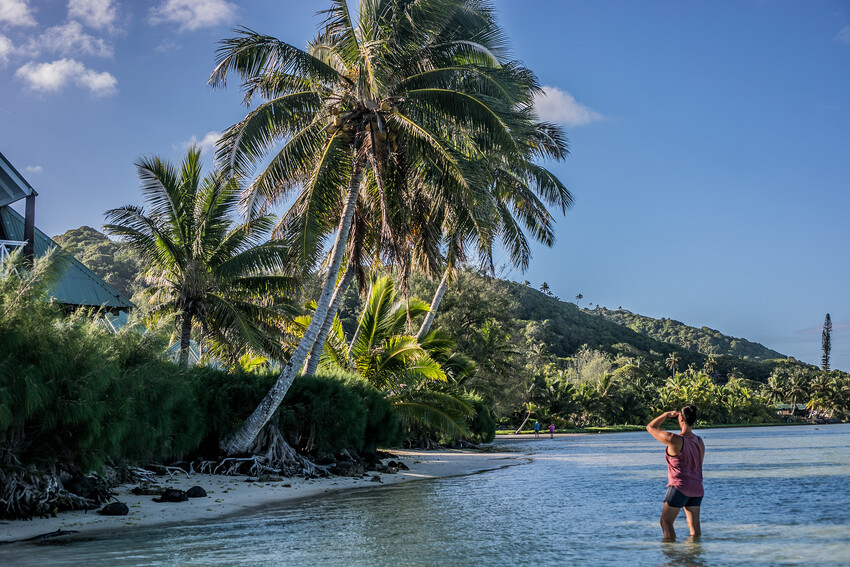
top-left (278, 374), bottom-right (367, 454)
top-left (335, 372), bottom-right (405, 452)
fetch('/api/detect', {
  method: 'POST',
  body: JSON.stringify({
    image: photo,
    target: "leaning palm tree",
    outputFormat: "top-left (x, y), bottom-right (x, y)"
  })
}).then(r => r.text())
top-left (104, 147), bottom-right (297, 368)
top-left (211, 0), bottom-right (553, 454)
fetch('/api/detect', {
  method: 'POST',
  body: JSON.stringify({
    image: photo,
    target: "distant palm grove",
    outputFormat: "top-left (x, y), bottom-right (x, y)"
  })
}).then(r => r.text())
top-left (1, 0), bottom-right (848, 520)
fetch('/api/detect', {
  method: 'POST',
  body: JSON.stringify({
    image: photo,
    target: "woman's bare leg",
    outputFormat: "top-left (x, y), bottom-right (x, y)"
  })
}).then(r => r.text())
top-left (683, 506), bottom-right (701, 537)
top-left (660, 503), bottom-right (680, 540)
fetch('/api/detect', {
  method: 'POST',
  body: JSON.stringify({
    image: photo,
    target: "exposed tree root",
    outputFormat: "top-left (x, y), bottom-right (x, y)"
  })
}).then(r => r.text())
top-left (0, 466), bottom-right (104, 520)
top-left (200, 425), bottom-right (329, 478)
top-left (0, 425), bottom-right (329, 520)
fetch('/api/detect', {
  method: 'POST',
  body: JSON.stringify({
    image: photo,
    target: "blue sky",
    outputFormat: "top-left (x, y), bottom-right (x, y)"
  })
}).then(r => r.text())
top-left (1, 1), bottom-right (848, 370)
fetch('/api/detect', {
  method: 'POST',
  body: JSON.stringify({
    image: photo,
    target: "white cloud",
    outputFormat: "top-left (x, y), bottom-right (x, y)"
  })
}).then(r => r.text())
top-left (533, 85), bottom-right (605, 127)
top-left (0, 34), bottom-right (15, 64)
top-left (150, 0), bottom-right (236, 32)
top-left (68, 0), bottom-right (118, 31)
top-left (24, 165), bottom-right (42, 173)
top-left (181, 131), bottom-right (221, 155)
top-left (154, 38), bottom-right (180, 53)
top-left (837, 26), bottom-right (850, 45)
top-left (34, 21), bottom-right (113, 58)
top-left (15, 58), bottom-right (117, 96)
top-left (0, 0), bottom-right (37, 27)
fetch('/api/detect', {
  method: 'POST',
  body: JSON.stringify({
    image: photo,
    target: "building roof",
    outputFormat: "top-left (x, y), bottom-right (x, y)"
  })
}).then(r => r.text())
top-left (1, 205), bottom-right (133, 311)
top-left (0, 152), bottom-right (37, 208)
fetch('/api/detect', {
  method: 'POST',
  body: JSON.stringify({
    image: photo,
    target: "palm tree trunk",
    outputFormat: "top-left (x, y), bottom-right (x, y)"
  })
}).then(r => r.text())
top-left (514, 410), bottom-right (532, 434)
top-left (221, 164), bottom-right (364, 455)
top-left (416, 268), bottom-right (450, 340)
top-left (347, 282), bottom-right (370, 357)
top-left (178, 313), bottom-right (192, 369)
top-left (303, 264), bottom-right (354, 377)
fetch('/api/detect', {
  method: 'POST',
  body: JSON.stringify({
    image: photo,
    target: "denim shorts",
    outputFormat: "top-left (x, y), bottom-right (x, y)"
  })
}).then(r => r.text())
top-left (664, 486), bottom-right (703, 508)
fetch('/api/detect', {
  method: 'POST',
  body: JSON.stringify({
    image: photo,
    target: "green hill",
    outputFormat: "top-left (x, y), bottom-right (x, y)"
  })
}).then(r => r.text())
top-left (588, 307), bottom-right (785, 361)
top-left (52, 226), bottom-right (142, 299)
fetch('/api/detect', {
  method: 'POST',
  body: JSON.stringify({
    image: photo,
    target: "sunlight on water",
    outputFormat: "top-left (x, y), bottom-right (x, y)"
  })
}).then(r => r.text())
top-left (3, 424), bottom-right (849, 566)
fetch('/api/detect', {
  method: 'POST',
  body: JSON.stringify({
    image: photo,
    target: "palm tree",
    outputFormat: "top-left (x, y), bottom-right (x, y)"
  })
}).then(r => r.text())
top-left (665, 352), bottom-right (680, 380)
top-left (317, 275), bottom-right (474, 436)
top-left (103, 148), bottom-right (296, 368)
top-left (575, 293), bottom-right (583, 306)
top-left (763, 371), bottom-right (786, 405)
top-left (211, 0), bottom-right (558, 454)
top-left (703, 353), bottom-right (718, 375)
top-left (784, 372), bottom-right (807, 417)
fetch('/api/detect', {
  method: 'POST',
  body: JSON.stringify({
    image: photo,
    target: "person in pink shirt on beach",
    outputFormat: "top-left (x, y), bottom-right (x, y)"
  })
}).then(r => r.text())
top-left (548, 424), bottom-right (555, 439)
top-left (646, 406), bottom-right (705, 540)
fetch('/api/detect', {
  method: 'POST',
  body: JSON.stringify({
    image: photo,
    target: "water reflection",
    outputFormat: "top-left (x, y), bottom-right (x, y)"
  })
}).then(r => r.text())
top-left (661, 537), bottom-right (707, 567)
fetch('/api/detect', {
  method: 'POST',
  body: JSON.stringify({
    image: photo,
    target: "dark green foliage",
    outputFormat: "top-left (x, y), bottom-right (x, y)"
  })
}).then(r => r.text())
top-left (467, 398), bottom-right (496, 443)
top-left (0, 256), bottom-right (402, 483)
top-left (0, 270), bottom-right (203, 471)
top-left (192, 367), bottom-right (402, 456)
top-left (52, 226), bottom-right (141, 299)
top-left (341, 374), bottom-right (406, 452)
top-left (277, 374), bottom-right (367, 454)
top-left (189, 367), bottom-right (277, 456)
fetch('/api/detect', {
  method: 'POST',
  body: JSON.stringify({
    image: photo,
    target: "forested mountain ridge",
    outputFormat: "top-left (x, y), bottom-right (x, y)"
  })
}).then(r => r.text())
top-left (588, 306), bottom-right (786, 361)
top-left (52, 226), bottom-right (141, 299)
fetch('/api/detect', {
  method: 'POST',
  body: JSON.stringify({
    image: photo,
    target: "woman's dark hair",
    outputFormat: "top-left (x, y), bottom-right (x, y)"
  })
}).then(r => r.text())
top-left (681, 405), bottom-right (697, 426)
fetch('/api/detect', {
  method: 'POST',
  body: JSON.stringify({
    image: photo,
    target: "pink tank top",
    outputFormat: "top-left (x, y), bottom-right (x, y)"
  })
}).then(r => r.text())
top-left (665, 434), bottom-right (704, 497)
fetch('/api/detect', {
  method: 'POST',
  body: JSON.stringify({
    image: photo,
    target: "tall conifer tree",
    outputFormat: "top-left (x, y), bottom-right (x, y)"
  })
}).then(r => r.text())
top-left (822, 313), bottom-right (832, 372)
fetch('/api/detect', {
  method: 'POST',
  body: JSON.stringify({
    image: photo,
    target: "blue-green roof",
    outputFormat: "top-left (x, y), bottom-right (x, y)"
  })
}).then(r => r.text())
top-left (1, 205), bottom-right (133, 311)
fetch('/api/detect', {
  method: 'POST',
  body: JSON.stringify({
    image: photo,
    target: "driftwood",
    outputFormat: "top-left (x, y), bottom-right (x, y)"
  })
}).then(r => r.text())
top-left (0, 529), bottom-right (79, 546)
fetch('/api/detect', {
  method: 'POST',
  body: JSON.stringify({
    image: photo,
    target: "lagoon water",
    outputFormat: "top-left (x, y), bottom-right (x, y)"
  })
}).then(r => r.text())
top-left (5, 424), bottom-right (850, 566)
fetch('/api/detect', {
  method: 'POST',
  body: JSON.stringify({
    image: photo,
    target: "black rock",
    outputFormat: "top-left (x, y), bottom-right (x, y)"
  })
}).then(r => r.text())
top-left (98, 501), bottom-right (129, 516)
top-left (385, 466), bottom-right (398, 474)
top-left (153, 488), bottom-right (188, 503)
top-left (370, 475), bottom-right (382, 483)
top-left (186, 486), bottom-right (207, 498)
top-left (333, 461), bottom-right (365, 477)
top-left (397, 462), bottom-right (410, 471)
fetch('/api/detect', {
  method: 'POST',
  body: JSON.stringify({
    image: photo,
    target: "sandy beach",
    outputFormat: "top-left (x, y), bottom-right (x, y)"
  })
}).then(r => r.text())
top-left (0, 448), bottom-right (524, 542)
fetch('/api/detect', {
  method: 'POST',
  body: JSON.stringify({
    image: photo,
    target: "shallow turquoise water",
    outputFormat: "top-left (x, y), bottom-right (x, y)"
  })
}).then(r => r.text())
top-left (4, 424), bottom-right (849, 566)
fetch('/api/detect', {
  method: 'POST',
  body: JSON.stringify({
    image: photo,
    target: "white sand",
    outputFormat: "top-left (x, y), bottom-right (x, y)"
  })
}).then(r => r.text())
top-left (0, 449), bottom-right (524, 541)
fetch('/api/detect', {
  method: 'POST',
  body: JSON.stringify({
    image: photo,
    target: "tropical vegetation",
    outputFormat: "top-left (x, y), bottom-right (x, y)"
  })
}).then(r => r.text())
top-left (208, 0), bottom-right (570, 454)
top-left (103, 147), bottom-right (298, 368)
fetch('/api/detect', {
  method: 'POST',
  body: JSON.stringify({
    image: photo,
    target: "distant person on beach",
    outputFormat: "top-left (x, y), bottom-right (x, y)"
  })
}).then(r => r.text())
top-left (646, 406), bottom-right (705, 540)
top-left (549, 424), bottom-right (555, 438)
top-left (534, 421), bottom-right (540, 438)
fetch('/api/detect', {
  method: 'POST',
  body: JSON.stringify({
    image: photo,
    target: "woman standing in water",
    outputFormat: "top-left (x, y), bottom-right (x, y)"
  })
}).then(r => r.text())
top-left (646, 406), bottom-right (705, 540)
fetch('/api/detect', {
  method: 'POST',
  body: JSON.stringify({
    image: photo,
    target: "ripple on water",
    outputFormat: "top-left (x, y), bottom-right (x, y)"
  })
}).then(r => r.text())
top-left (3, 424), bottom-right (849, 566)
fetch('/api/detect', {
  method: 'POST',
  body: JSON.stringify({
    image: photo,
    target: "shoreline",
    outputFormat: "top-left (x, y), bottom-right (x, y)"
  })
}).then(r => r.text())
top-left (497, 420), bottom-right (826, 438)
top-left (0, 448), bottom-right (525, 543)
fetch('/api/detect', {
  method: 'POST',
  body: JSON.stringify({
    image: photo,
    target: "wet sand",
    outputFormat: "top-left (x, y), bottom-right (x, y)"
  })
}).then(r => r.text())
top-left (0, 448), bottom-right (522, 542)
